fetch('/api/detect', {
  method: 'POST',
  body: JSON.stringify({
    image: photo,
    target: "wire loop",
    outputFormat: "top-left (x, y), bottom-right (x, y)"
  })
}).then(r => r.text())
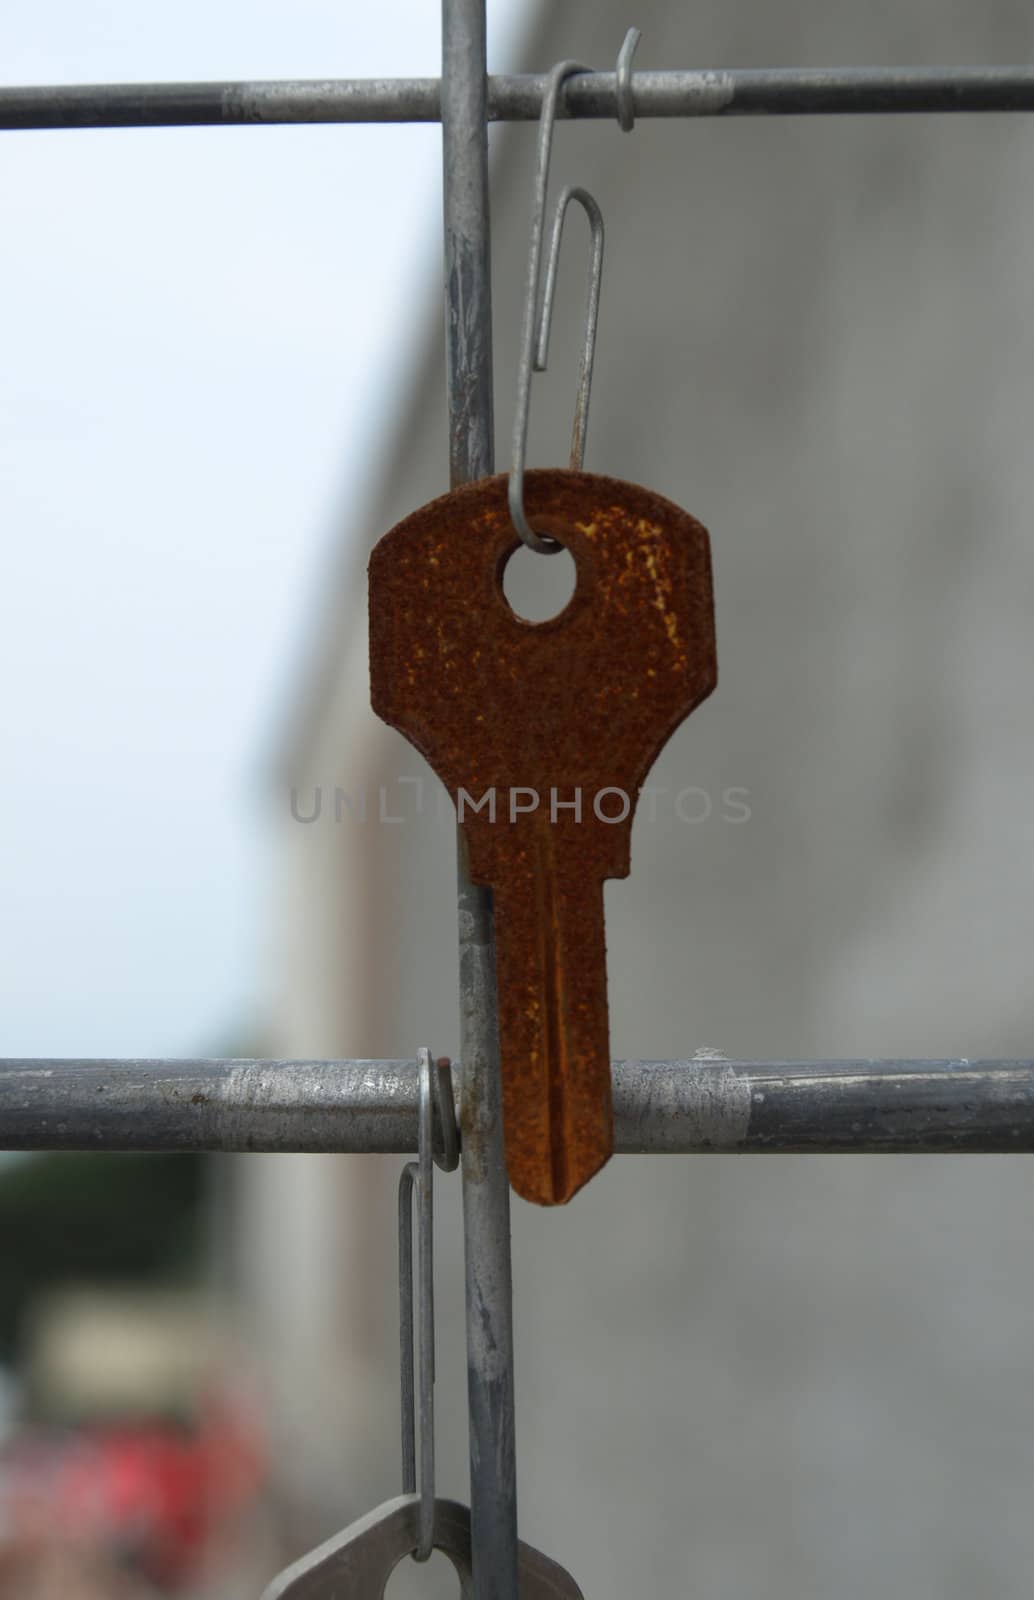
top-left (537, 184), bottom-right (604, 474)
top-left (432, 1053), bottom-right (459, 1172)
top-left (615, 27), bottom-right (642, 131)
top-left (398, 1046), bottom-right (443, 1561)
top-left (509, 60), bottom-right (603, 554)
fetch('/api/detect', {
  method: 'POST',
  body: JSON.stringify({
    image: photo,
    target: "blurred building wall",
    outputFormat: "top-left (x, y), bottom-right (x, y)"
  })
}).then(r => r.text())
top-left (243, 3), bottom-right (1034, 1594)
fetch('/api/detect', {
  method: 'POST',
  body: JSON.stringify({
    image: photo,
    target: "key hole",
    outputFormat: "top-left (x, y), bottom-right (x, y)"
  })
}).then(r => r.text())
top-left (501, 543), bottom-right (577, 623)
top-left (386, 1549), bottom-right (459, 1596)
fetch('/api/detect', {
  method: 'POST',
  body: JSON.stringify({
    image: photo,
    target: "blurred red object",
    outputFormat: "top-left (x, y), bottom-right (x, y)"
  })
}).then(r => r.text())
top-left (0, 1390), bottom-right (266, 1592)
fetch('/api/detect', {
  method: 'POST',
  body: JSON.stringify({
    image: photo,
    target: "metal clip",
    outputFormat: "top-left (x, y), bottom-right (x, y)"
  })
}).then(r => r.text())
top-left (615, 27), bottom-right (642, 132)
top-left (398, 1047), bottom-right (458, 1561)
top-left (509, 61), bottom-right (604, 555)
top-left (537, 184), bottom-right (604, 481)
top-left (508, 29), bottom-right (642, 554)
top-left (432, 1052), bottom-right (460, 1173)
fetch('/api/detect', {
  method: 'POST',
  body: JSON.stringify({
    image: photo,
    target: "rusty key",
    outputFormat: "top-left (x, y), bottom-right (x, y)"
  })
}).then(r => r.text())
top-left (369, 468), bottom-right (716, 1205)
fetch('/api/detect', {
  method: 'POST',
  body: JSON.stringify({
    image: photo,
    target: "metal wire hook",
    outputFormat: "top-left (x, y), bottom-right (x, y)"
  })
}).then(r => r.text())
top-left (615, 27), bottom-right (642, 131)
top-left (432, 1053), bottom-right (459, 1173)
top-left (399, 1046), bottom-right (455, 1561)
top-left (537, 185), bottom-right (604, 477)
top-left (509, 59), bottom-right (604, 554)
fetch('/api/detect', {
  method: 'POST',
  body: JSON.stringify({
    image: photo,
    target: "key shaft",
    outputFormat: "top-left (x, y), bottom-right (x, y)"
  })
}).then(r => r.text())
top-left (491, 821), bottom-right (611, 1204)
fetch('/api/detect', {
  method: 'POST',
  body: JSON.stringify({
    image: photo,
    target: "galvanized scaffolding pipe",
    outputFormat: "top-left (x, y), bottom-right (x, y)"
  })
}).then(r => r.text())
top-left (442, 1), bottom-right (519, 1595)
top-left (7, 68), bottom-right (1034, 131)
top-left (1, 1058), bottom-right (1032, 1154)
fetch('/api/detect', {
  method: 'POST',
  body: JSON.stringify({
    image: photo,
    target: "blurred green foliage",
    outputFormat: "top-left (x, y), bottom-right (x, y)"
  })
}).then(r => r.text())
top-left (0, 1154), bottom-right (204, 1361)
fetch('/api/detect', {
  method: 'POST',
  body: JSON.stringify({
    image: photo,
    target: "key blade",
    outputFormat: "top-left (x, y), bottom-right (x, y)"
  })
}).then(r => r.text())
top-left (492, 822), bottom-right (612, 1205)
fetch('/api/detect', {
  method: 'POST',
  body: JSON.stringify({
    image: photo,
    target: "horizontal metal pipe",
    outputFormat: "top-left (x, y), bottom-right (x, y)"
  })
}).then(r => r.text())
top-left (5, 68), bottom-right (1034, 132)
top-left (0, 1058), bottom-right (1032, 1155)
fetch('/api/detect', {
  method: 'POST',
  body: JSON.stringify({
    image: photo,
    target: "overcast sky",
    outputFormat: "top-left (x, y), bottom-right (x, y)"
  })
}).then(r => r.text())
top-left (0, 1), bottom-right (522, 1059)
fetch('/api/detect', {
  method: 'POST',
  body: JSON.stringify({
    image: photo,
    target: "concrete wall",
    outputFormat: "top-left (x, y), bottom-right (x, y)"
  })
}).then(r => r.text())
top-left (253, 3), bottom-right (1034, 1593)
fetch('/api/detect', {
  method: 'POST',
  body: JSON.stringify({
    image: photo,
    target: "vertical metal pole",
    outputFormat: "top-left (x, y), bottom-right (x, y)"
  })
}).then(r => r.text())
top-left (441, 3), bottom-right (519, 1598)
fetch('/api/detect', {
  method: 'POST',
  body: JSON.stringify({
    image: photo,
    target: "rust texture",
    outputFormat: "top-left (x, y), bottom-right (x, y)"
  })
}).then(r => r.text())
top-left (369, 469), bottom-right (717, 1205)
